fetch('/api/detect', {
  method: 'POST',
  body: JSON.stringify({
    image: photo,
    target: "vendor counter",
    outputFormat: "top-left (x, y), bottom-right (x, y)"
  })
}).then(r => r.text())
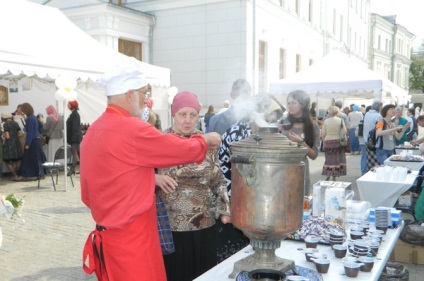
top-left (356, 170), bottom-right (417, 208)
top-left (195, 222), bottom-right (404, 281)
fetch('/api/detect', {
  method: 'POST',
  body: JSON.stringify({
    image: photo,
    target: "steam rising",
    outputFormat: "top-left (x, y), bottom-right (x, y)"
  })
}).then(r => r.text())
top-left (231, 94), bottom-right (281, 127)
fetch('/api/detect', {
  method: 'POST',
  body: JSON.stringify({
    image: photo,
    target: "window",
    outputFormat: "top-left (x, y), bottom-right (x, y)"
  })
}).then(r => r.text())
top-left (296, 54), bottom-right (301, 72)
top-left (398, 39), bottom-right (403, 54)
top-left (279, 48), bottom-right (286, 79)
top-left (119, 39), bottom-right (142, 61)
top-left (309, 59), bottom-right (313, 66)
top-left (258, 41), bottom-right (267, 93)
top-left (378, 35), bottom-right (381, 50)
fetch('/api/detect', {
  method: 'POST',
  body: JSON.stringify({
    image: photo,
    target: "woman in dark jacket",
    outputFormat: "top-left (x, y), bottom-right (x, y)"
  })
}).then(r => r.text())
top-left (18, 102), bottom-right (45, 180)
top-left (67, 100), bottom-right (82, 175)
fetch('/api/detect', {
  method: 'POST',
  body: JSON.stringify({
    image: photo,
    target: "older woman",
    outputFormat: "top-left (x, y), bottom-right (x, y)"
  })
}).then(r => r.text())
top-left (376, 104), bottom-right (410, 164)
top-left (391, 106), bottom-right (410, 146)
top-left (17, 102), bottom-right (45, 181)
top-left (321, 106), bottom-right (347, 181)
top-left (279, 90), bottom-right (320, 195)
top-left (44, 105), bottom-right (64, 162)
top-left (156, 91), bottom-right (231, 281)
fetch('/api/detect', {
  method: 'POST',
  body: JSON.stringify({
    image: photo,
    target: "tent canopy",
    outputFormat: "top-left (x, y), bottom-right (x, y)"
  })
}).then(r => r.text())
top-left (0, 0), bottom-right (170, 86)
top-left (0, 0), bottom-right (170, 124)
top-left (269, 50), bottom-right (409, 105)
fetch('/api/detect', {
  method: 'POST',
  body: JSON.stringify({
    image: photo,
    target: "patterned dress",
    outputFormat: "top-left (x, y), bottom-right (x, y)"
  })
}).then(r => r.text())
top-left (217, 120), bottom-right (252, 262)
top-left (3, 120), bottom-right (23, 162)
top-left (157, 127), bottom-right (230, 281)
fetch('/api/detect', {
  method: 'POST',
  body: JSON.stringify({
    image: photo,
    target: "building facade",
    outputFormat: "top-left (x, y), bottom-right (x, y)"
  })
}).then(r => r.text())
top-left (369, 14), bottom-right (414, 91)
top-left (36, 0), bottom-right (414, 126)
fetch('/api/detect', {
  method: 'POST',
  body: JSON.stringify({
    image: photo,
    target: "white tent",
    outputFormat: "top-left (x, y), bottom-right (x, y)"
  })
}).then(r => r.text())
top-left (269, 50), bottom-right (409, 107)
top-left (0, 0), bottom-right (171, 190)
top-left (0, 0), bottom-right (170, 124)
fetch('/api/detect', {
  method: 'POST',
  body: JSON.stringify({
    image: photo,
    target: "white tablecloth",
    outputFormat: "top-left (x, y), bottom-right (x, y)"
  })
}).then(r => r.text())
top-left (384, 159), bottom-right (424, 171)
top-left (395, 147), bottom-right (421, 156)
top-left (356, 170), bottom-right (417, 208)
top-left (195, 222), bottom-right (404, 281)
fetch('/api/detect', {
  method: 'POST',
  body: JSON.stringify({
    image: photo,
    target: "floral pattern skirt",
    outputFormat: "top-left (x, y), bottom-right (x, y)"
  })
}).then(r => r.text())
top-left (322, 139), bottom-right (347, 177)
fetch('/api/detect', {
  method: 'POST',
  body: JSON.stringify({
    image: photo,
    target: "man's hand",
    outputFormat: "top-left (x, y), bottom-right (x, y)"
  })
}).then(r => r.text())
top-left (155, 174), bottom-right (178, 194)
top-left (202, 132), bottom-right (222, 149)
top-left (220, 215), bottom-right (231, 224)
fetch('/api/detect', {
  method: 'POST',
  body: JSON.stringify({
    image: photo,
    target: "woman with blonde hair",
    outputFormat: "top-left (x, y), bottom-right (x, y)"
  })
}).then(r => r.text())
top-left (321, 105), bottom-right (347, 181)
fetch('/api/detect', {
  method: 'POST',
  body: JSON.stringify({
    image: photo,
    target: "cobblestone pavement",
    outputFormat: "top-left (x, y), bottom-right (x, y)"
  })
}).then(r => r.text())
top-left (0, 152), bottom-right (422, 280)
top-left (0, 173), bottom-right (96, 281)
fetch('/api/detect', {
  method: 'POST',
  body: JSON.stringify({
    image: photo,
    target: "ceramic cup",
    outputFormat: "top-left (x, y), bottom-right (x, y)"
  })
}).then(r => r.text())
top-left (344, 261), bottom-right (363, 277)
top-left (333, 244), bottom-right (348, 259)
top-left (312, 258), bottom-right (330, 274)
top-left (305, 235), bottom-right (320, 248)
top-left (358, 257), bottom-right (375, 272)
top-left (304, 248), bottom-right (319, 262)
top-left (350, 231), bottom-right (365, 240)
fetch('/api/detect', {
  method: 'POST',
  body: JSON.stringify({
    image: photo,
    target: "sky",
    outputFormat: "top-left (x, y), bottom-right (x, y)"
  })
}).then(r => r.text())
top-left (370, 0), bottom-right (424, 49)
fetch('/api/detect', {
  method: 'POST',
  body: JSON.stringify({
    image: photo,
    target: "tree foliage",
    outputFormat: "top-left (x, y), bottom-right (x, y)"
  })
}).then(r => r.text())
top-left (410, 40), bottom-right (424, 93)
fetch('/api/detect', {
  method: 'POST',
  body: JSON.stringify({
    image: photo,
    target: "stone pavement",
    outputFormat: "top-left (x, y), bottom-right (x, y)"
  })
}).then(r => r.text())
top-left (0, 151), bottom-right (422, 280)
top-left (0, 173), bottom-right (96, 281)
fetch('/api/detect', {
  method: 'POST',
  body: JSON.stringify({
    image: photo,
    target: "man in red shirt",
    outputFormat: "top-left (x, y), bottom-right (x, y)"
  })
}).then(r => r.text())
top-left (81, 62), bottom-right (221, 281)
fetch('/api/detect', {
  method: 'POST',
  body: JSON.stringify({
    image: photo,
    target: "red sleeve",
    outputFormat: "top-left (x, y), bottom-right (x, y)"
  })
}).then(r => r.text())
top-left (133, 124), bottom-right (208, 168)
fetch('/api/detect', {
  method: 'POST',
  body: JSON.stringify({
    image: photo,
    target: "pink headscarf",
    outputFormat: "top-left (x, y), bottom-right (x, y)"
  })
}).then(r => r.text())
top-left (46, 105), bottom-right (59, 122)
top-left (145, 97), bottom-right (153, 109)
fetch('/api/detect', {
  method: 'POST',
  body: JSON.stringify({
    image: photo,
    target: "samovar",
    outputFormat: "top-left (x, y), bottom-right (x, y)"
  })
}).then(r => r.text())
top-left (228, 126), bottom-right (307, 278)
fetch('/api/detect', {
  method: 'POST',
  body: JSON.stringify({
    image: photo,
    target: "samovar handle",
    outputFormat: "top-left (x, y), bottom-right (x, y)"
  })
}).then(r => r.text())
top-left (230, 155), bottom-right (256, 186)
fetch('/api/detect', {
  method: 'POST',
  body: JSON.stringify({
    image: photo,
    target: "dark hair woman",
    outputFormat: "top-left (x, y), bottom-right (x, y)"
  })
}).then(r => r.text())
top-left (375, 104), bottom-right (410, 164)
top-left (204, 105), bottom-right (216, 133)
top-left (279, 90), bottom-right (320, 196)
top-left (17, 102), bottom-right (46, 181)
top-left (67, 100), bottom-right (82, 175)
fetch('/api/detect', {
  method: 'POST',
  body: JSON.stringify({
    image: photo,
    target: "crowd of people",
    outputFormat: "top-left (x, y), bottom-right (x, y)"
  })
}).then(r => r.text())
top-left (4, 62), bottom-right (421, 281)
top-left (0, 102), bottom-right (83, 181)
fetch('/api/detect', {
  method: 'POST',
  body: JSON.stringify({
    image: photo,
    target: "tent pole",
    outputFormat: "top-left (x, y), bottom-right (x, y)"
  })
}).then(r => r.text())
top-left (63, 100), bottom-right (68, 192)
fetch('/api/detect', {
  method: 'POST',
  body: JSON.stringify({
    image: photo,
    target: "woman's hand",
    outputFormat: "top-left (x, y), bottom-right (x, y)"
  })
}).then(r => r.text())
top-left (155, 174), bottom-right (178, 194)
top-left (220, 215), bottom-right (231, 224)
top-left (289, 132), bottom-right (303, 143)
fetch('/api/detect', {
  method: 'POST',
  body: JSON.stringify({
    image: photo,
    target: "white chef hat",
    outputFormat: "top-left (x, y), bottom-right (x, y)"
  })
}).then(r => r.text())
top-left (98, 59), bottom-right (148, 96)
